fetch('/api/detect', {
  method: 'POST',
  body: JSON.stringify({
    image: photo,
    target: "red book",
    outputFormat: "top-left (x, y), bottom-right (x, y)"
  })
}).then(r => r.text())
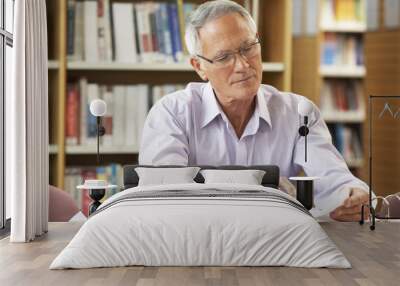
top-left (66, 84), bottom-right (80, 145)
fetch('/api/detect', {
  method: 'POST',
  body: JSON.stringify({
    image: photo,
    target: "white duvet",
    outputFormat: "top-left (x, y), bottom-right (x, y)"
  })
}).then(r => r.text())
top-left (50, 183), bottom-right (351, 269)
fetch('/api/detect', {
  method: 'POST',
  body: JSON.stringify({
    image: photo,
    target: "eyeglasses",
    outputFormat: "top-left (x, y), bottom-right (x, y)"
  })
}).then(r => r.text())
top-left (196, 37), bottom-right (261, 68)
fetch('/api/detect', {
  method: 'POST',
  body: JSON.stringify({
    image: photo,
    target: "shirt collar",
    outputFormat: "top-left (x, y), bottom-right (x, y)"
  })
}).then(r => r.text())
top-left (200, 82), bottom-right (273, 129)
top-left (200, 82), bottom-right (223, 128)
top-left (256, 88), bottom-right (272, 128)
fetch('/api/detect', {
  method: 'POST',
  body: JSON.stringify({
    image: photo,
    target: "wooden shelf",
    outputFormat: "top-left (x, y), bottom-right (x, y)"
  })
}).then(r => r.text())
top-left (292, 1), bottom-right (367, 174)
top-left (65, 145), bottom-right (139, 154)
top-left (320, 66), bottom-right (366, 78)
top-left (50, 144), bottom-right (140, 154)
top-left (66, 61), bottom-right (285, 72)
top-left (322, 111), bottom-right (366, 123)
top-left (48, 60), bottom-right (59, 69)
top-left (320, 22), bottom-right (366, 33)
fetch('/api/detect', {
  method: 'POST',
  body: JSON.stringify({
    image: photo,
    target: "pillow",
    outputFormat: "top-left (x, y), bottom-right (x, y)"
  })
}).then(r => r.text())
top-left (135, 167), bottom-right (201, 186)
top-left (200, 169), bottom-right (266, 185)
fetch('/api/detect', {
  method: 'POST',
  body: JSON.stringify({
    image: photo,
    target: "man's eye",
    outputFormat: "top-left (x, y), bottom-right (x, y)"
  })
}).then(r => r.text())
top-left (215, 54), bottom-right (231, 63)
top-left (242, 45), bottom-right (254, 53)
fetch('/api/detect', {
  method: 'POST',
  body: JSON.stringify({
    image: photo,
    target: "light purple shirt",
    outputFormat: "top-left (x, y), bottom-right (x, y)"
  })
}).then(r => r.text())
top-left (139, 82), bottom-right (368, 214)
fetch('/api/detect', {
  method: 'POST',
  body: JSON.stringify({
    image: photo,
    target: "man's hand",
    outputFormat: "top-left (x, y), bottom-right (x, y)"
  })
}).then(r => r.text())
top-left (330, 188), bottom-right (369, 221)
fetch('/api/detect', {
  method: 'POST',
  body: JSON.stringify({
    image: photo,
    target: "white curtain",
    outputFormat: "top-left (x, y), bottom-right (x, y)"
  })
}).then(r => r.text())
top-left (6, 0), bottom-right (49, 242)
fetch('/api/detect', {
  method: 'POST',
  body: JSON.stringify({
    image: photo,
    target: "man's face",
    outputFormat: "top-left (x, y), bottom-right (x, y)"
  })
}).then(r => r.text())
top-left (192, 13), bottom-right (263, 103)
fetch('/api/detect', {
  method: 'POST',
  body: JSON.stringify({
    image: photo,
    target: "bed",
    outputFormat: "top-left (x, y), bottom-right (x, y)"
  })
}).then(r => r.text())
top-left (50, 165), bottom-right (350, 269)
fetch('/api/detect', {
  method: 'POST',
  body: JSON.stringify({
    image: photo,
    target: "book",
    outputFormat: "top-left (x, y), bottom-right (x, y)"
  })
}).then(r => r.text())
top-left (320, 79), bottom-right (363, 114)
top-left (321, 0), bottom-right (366, 25)
top-left (67, 0), bottom-right (76, 59)
top-left (86, 83), bottom-right (100, 145)
top-left (328, 123), bottom-right (363, 161)
top-left (168, 3), bottom-right (184, 62)
top-left (125, 85), bottom-right (138, 147)
top-left (112, 86), bottom-right (126, 146)
top-left (83, 0), bottom-right (98, 62)
top-left (177, 0), bottom-right (186, 54)
top-left (66, 84), bottom-right (80, 145)
top-left (74, 0), bottom-right (84, 60)
top-left (136, 3), bottom-right (153, 63)
top-left (97, 0), bottom-right (113, 61)
top-left (101, 86), bottom-right (114, 145)
top-left (66, 80), bottom-right (185, 149)
top-left (321, 33), bottom-right (363, 66)
top-left (160, 3), bottom-right (174, 62)
top-left (67, 1), bottom-right (199, 63)
top-left (79, 78), bottom-right (88, 145)
top-left (112, 2), bottom-right (138, 63)
top-left (136, 85), bottom-right (150, 146)
top-left (321, 0), bottom-right (335, 27)
top-left (336, 0), bottom-right (356, 22)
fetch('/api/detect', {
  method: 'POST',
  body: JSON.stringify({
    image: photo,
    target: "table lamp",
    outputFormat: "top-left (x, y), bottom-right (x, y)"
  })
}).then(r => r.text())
top-left (77, 99), bottom-right (117, 215)
top-left (290, 98), bottom-right (319, 210)
top-left (89, 99), bottom-right (107, 164)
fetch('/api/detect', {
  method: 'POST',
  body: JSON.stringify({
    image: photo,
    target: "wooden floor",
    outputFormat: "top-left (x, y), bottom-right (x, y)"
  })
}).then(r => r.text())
top-left (0, 222), bottom-right (399, 286)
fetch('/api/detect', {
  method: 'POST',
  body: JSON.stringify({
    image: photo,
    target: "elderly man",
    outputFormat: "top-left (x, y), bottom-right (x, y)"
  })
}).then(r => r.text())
top-left (139, 0), bottom-right (369, 221)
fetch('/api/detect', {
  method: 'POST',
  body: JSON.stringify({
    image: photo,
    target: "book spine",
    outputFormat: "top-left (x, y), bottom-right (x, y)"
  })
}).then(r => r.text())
top-left (66, 84), bottom-right (79, 145)
top-left (112, 86), bottom-right (126, 146)
top-left (97, 0), bottom-right (106, 61)
top-left (125, 86), bottom-right (138, 146)
top-left (103, 0), bottom-right (113, 61)
top-left (74, 1), bottom-right (84, 60)
top-left (155, 5), bottom-right (165, 61)
top-left (67, 0), bottom-right (76, 59)
top-left (87, 84), bottom-right (99, 144)
top-left (79, 78), bottom-right (88, 145)
top-left (176, 0), bottom-right (187, 54)
top-left (168, 4), bottom-right (183, 62)
top-left (149, 7), bottom-right (160, 62)
top-left (83, 0), bottom-right (99, 62)
top-left (135, 3), bottom-right (146, 62)
top-left (133, 5), bottom-right (141, 61)
top-left (161, 3), bottom-right (173, 62)
top-left (102, 86), bottom-right (114, 146)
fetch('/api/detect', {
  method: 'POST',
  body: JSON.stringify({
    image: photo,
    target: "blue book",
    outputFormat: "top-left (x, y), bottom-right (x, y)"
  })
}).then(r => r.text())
top-left (155, 5), bottom-right (165, 58)
top-left (161, 3), bottom-right (173, 61)
top-left (334, 124), bottom-right (345, 155)
top-left (87, 107), bottom-right (97, 139)
top-left (168, 3), bottom-right (182, 62)
top-left (322, 33), bottom-right (336, 65)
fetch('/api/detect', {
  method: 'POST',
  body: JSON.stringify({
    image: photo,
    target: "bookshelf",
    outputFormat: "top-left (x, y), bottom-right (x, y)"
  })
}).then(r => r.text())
top-left (67, 61), bottom-right (285, 71)
top-left (292, 0), bottom-right (367, 178)
top-left (46, 0), bottom-right (293, 189)
top-left (319, 65), bottom-right (366, 78)
top-left (321, 22), bottom-right (366, 33)
top-left (364, 0), bottom-right (400, 198)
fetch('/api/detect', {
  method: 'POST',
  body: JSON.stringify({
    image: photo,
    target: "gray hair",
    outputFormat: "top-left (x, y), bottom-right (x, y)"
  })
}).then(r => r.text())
top-left (184, 0), bottom-right (257, 56)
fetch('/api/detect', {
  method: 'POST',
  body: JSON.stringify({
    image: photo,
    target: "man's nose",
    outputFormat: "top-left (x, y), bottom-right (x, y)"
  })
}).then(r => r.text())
top-left (233, 52), bottom-right (250, 70)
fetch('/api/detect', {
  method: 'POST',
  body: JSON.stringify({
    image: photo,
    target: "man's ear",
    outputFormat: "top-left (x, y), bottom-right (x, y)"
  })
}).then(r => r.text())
top-left (190, 57), bottom-right (208, 81)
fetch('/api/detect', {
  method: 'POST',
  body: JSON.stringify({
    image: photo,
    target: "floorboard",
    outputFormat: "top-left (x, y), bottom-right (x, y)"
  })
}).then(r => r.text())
top-left (0, 222), bottom-right (399, 286)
